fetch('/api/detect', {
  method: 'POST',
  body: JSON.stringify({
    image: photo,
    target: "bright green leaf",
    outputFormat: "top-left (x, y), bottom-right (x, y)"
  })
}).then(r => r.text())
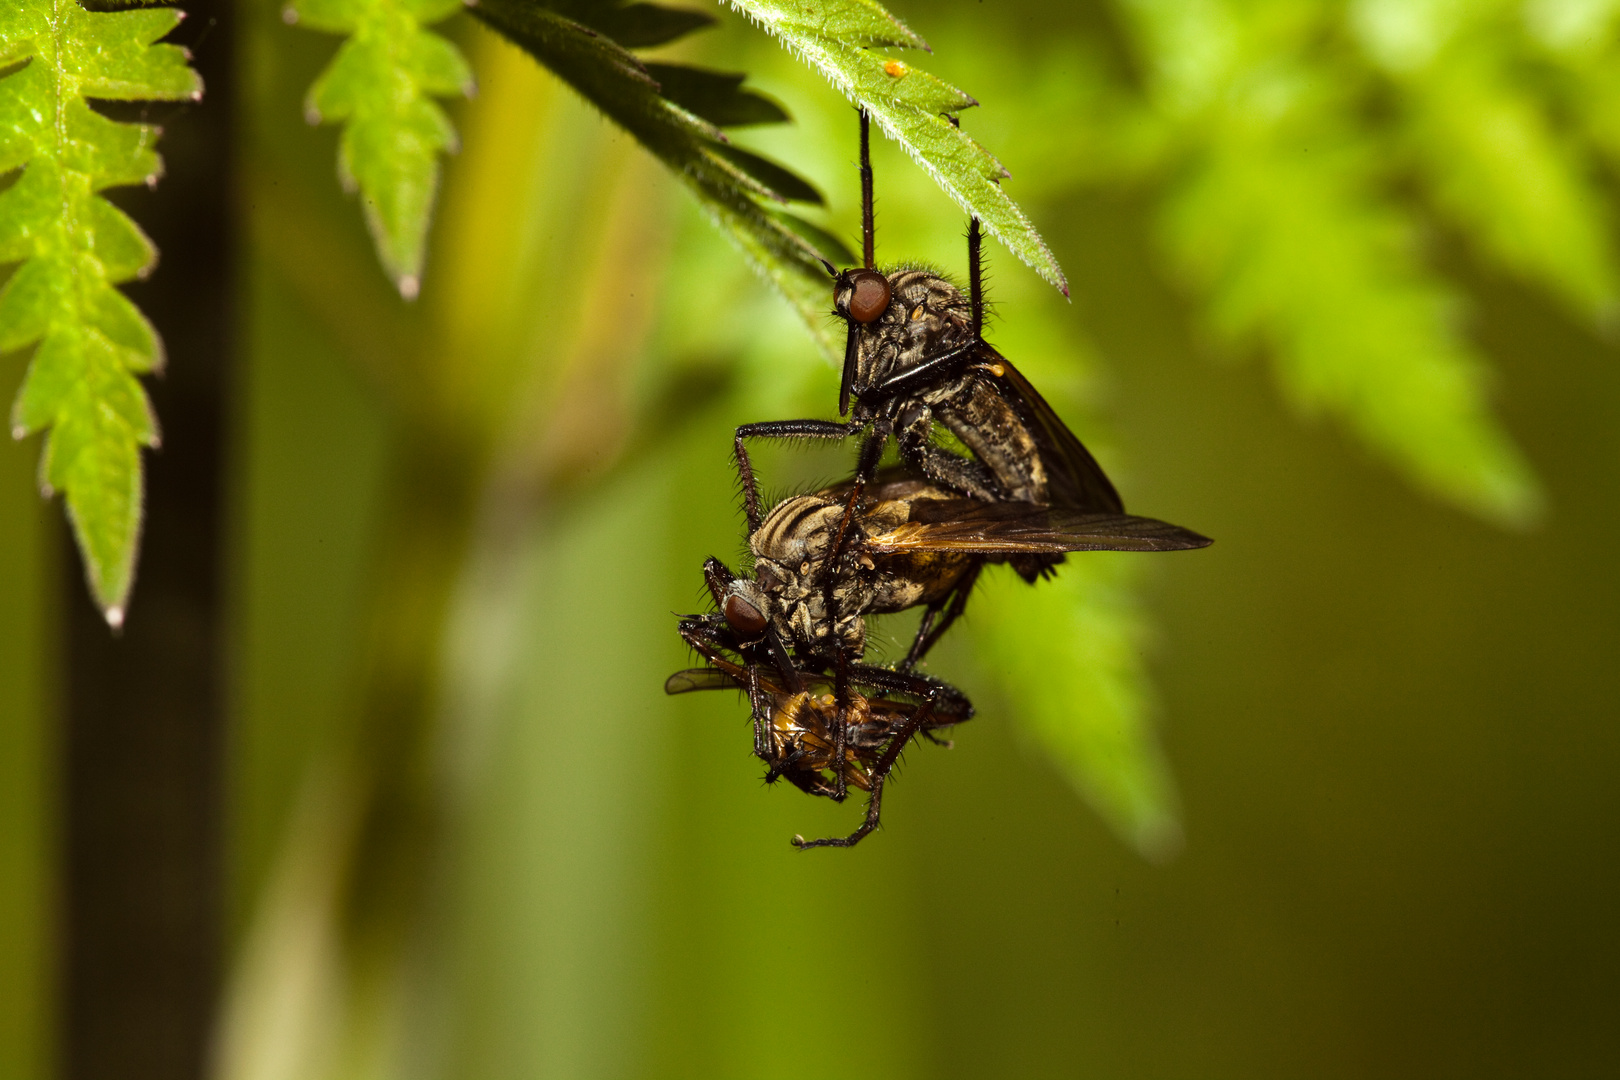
top-left (0, 1), bottom-right (199, 624)
top-left (289, 0), bottom-right (473, 296)
top-left (721, 0), bottom-right (1070, 295)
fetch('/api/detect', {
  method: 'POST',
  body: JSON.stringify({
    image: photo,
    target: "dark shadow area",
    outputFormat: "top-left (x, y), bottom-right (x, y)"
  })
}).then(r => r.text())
top-left (60, 4), bottom-right (233, 1078)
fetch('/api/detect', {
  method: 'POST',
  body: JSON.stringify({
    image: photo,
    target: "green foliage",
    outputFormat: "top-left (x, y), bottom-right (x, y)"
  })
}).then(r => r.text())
top-left (1093, 0), bottom-right (1566, 525)
top-left (287, 0), bottom-right (474, 297)
top-left (0, 1), bottom-right (200, 624)
top-left (1354, 0), bottom-right (1618, 324)
top-left (722, 0), bottom-right (1068, 295)
top-left (471, 0), bottom-right (848, 356)
top-left (970, 557), bottom-right (1181, 859)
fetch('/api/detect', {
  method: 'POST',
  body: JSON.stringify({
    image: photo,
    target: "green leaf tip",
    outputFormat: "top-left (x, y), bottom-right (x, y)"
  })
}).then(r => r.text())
top-left (718, 0), bottom-right (1070, 297)
top-left (0, 0), bottom-right (199, 621)
top-left (289, 0), bottom-right (475, 294)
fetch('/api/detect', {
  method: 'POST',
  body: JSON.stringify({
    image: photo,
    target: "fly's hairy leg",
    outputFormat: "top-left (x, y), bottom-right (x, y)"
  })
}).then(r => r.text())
top-left (824, 420), bottom-right (891, 577)
top-left (857, 340), bottom-right (983, 403)
top-left (733, 419), bottom-right (861, 533)
top-left (702, 557), bottom-right (735, 607)
top-left (893, 402), bottom-right (999, 500)
top-left (860, 109), bottom-right (874, 271)
top-left (830, 648), bottom-right (852, 802)
top-left (911, 441), bottom-right (999, 500)
top-left (968, 217), bottom-right (983, 339)
top-left (745, 663), bottom-right (774, 773)
top-left (819, 420), bottom-right (892, 732)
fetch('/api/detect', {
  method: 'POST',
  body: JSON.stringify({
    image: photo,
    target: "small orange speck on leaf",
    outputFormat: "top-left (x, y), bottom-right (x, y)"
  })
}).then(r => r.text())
top-left (884, 60), bottom-right (908, 78)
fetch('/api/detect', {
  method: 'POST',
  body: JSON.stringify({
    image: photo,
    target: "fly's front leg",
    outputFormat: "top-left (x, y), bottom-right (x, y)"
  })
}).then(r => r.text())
top-left (830, 648), bottom-right (852, 803)
top-left (819, 419), bottom-right (891, 683)
top-left (857, 341), bottom-right (982, 405)
top-left (745, 662), bottom-right (773, 770)
top-left (733, 418), bottom-right (861, 533)
top-left (967, 216), bottom-right (983, 340)
top-left (827, 418), bottom-right (891, 564)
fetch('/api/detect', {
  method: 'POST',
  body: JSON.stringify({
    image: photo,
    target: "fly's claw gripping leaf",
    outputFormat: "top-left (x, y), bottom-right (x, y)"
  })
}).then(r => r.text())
top-left (721, 0), bottom-right (1069, 296)
top-left (0, 1), bottom-right (199, 622)
top-left (290, 0), bottom-right (473, 297)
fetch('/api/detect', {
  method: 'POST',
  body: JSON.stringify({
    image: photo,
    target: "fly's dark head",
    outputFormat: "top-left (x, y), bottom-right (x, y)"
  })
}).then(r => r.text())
top-left (700, 556), bottom-right (777, 657)
top-left (834, 266), bottom-right (894, 415)
top-left (718, 580), bottom-right (771, 644)
top-left (836, 268), bottom-right (974, 415)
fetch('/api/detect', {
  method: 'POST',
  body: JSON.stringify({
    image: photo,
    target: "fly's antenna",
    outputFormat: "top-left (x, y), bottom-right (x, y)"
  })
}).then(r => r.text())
top-left (859, 108), bottom-right (875, 270)
top-left (968, 216), bottom-right (983, 339)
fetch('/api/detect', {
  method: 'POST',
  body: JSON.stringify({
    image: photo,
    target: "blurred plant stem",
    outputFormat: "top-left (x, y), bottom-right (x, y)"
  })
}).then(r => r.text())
top-left (216, 23), bottom-right (675, 1080)
top-left (0, 363), bottom-right (53, 1080)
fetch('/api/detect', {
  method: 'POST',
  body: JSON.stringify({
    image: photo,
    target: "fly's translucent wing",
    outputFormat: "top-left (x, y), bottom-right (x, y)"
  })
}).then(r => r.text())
top-left (981, 346), bottom-right (1126, 513)
top-left (664, 668), bottom-right (742, 695)
top-left (864, 498), bottom-right (1213, 554)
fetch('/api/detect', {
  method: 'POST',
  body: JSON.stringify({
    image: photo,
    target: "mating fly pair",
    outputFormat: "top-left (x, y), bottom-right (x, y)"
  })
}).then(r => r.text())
top-left (668, 111), bottom-right (1211, 849)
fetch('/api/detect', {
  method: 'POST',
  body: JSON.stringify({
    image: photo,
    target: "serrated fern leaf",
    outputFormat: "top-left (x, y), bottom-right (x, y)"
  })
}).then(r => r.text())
top-left (720, 0), bottom-right (1068, 296)
top-left (969, 558), bottom-right (1180, 860)
top-left (287, 0), bottom-right (473, 297)
top-left (472, 0), bottom-right (847, 358)
top-left (0, 1), bottom-right (200, 625)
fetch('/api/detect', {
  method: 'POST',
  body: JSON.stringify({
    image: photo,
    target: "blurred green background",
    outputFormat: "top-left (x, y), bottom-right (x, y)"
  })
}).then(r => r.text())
top-left (3, 0), bottom-right (1620, 1077)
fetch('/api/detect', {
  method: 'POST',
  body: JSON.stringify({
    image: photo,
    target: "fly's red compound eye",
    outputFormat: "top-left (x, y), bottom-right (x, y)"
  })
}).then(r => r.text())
top-left (723, 594), bottom-right (768, 637)
top-left (844, 270), bottom-right (891, 324)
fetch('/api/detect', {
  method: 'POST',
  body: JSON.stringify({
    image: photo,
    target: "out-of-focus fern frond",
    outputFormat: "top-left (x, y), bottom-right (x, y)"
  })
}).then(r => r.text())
top-left (472, 0), bottom-right (847, 358)
top-left (0, 1), bottom-right (201, 623)
top-left (970, 557), bottom-right (1180, 860)
top-left (287, 0), bottom-right (473, 297)
top-left (1105, 0), bottom-right (1545, 525)
top-left (1165, 130), bottom-right (1540, 523)
top-left (1354, 0), bottom-right (1619, 323)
